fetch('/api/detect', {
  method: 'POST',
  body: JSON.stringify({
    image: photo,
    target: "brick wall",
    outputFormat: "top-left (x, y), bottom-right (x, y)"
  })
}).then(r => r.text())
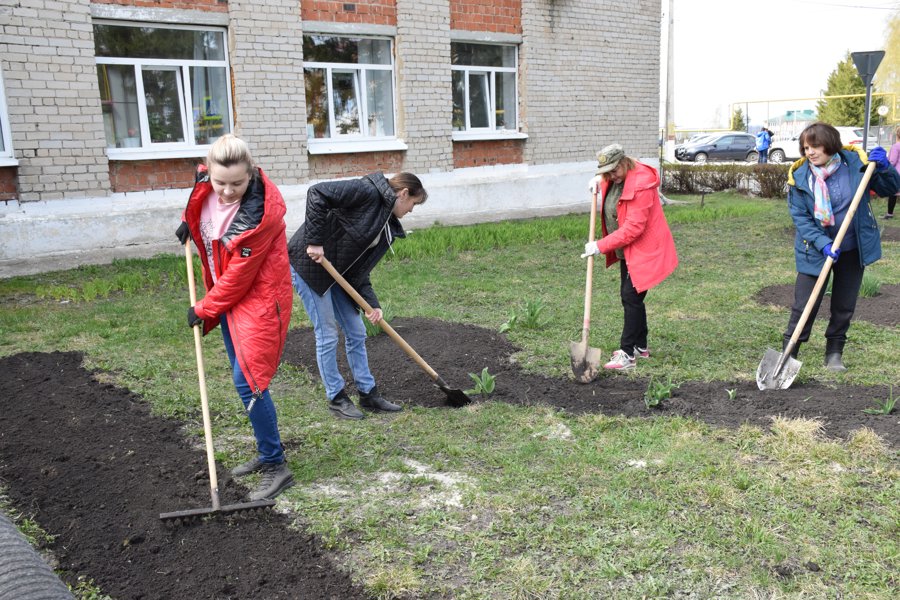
top-left (301, 0), bottom-right (397, 25)
top-left (91, 0), bottom-right (227, 12)
top-left (519, 0), bottom-right (660, 165)
top-left (308, 151), bottom-right (404, 180)
top-left (109, 159), bottom-right (197, 193)
top-left (395, 0), bottom-right (453, 173)
top-left (0, 168), bottom-right (16, 201)
top-left (449, 0), bottom-right (521, 34)
top-left (228, 0), bottom-right (309, 185)
top-left (1, 0), bottom-right (110, 201)
top-left (453, 139), bottom-right (523, 168)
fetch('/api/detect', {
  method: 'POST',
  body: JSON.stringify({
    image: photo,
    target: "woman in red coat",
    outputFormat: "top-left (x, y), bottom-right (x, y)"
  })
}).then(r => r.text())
top-left (582, 143), bottom-right (678, 371)
top-left (175, 134), bottom-right (294, 501)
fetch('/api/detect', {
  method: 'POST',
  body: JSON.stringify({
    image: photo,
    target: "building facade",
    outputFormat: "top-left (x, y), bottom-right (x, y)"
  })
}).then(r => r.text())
top-left (0, 0), bottom-right (661, 274)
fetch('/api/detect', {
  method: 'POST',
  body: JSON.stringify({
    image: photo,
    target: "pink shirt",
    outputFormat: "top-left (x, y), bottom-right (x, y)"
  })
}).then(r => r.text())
top-left (199, 191), bottom-right (241, 281)
top-left (889, 141), bottom-right (900, 175)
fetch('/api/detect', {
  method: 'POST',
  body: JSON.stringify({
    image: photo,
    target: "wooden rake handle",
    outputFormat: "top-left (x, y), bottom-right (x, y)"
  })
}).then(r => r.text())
top-left (580, 190), bottom-right (600, 344)
top-left (318, 256), bottom-right (443, 384)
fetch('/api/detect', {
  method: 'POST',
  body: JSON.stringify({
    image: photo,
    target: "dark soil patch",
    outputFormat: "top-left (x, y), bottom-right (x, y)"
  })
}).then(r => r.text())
top-left (755, 284), bottom-right (900, 328)
top-left (282, 317), bottom-right (899, 446)
top-left (2, 313), bottom-right (897, 598)
top-left (0, 351), bottom-right (368, 600)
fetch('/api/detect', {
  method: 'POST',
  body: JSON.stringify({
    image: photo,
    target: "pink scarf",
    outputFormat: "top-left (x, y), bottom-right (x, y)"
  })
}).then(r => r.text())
top-left (807, 154), bottom-right (841, 226)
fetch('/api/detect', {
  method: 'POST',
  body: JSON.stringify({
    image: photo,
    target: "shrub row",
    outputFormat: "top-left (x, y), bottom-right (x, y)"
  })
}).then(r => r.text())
top-left (661, 162), bottom-right (790, 198)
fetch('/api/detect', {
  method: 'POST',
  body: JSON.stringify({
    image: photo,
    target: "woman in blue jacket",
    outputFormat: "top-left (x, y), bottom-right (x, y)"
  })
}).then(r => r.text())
top-left (782, 122), bottom-right (899, 371)
top-left (288, 172), bottom-right (428, 419)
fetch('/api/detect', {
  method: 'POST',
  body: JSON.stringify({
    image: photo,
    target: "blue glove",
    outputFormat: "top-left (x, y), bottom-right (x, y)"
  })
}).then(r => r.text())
top-left (823, 243), bottom-right (841, 262)
top-left (868, 147), bottom-right (890, 171)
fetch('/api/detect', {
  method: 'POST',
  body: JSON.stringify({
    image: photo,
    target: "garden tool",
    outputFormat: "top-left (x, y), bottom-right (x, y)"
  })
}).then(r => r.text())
top-left (159, 243), bottom-right (276, 523)
top-left (319, 256), bottom-right (472, 407)
top-left (569, 190), bottom-right (603, 383)
top-left (756, 162), bottom-right (875, 391)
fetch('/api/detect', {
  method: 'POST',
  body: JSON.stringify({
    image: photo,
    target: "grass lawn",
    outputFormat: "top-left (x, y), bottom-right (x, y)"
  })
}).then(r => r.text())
top-left (1, 192), bottom-right (898, 598)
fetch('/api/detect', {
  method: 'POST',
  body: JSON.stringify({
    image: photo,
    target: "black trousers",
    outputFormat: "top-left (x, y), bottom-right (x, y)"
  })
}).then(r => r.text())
top-left (783, 249), bottom-right (864, 354)
top-left (888, 194), bottom-right (897, 215)
top-left (619, 259), bottom-right (648, 354)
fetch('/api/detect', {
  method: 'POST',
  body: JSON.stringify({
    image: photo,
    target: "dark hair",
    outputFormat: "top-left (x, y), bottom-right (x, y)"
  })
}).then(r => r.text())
top-left (388, 172), bottom-right (428, 204)
top-left (798, 122), bottom-right (842, 157)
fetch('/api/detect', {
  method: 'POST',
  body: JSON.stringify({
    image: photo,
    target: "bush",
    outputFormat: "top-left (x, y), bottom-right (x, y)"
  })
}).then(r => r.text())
top-left (752, 164), bottom-right (790, 198)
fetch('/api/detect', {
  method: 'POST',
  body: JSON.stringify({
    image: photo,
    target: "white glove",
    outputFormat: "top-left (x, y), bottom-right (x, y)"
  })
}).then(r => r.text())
top-left (588, 175), bottom-right (603, 194)
top-left (581, 241), bottom-right (601, 258)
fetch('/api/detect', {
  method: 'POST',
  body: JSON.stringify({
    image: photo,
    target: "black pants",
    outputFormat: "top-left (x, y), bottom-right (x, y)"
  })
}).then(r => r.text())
top-left (888, 194), bottom-right (897, 215)
top-left (619, 260), bottom-right (648, 354)
top-left (783, 249), bottom-right (864, 354)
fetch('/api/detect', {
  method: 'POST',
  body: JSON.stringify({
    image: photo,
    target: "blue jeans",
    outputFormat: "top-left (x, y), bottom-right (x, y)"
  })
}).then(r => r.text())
top-left (758, 149), bottom-right (768, 164)
top-left (220, 316), bottom-right (284, 464)
top-left (291, 266), bottom-right (376, 400)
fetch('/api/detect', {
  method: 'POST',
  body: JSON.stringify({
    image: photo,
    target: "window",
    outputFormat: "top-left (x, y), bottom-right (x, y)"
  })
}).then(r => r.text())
top-left (0, 69), bottom-right (13, 164)
top-left (452, 43), bottom-right (519, 135)
top-left (93, 22), bottom-right (232, 155)
top-left (303, 35), bottom-right (402, 153)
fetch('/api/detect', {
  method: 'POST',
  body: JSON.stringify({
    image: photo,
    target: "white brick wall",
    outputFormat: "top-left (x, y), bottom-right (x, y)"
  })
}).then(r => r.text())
top-left (0, 0), bottom-right (110, 200)
top-left (228, 0), bottom-right (309, 184)
top-left (520, 0), bottom-right (661, 164)
top-left (395, 0), bottom-right (454, 173)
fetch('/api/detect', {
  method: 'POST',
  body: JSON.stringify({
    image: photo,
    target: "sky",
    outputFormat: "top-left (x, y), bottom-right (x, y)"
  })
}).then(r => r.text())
top-left (663, 0), bottom-right (898, 129)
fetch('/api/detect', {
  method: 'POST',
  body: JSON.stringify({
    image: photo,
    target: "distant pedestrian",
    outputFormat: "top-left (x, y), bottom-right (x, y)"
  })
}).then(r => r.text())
top-left (582, 143), bottom-right (678, 371)
top-left (885, 125), bottom-right (900, 219)
top-left (756, 127), bottom-right (774, 164)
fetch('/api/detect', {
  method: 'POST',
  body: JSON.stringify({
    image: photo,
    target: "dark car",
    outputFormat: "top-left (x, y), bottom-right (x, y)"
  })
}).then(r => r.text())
top-left (675, 132), bottom-right (757, 163)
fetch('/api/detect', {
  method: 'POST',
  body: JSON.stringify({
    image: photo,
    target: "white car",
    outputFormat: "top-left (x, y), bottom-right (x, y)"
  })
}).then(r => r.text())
top-left (767, 135), bottom-right (801, 164)
top-left (835, 126), bottom-right (878, 149)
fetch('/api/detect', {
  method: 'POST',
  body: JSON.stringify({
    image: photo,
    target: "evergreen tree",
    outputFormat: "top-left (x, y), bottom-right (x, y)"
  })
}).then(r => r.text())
top-left (817, 52), bottom-right (879, 126)
top-left (730, 106), bottom-right (746, 131)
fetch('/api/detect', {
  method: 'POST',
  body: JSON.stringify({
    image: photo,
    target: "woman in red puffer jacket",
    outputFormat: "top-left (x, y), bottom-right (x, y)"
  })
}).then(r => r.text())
top-left (176, 134), bottom-right (294, 502)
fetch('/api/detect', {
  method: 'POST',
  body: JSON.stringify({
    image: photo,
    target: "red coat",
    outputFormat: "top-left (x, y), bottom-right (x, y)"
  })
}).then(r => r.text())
top-left (595, 162), bottom-right (678, 293)
top-left (181, 165), bottom-right (293, 393)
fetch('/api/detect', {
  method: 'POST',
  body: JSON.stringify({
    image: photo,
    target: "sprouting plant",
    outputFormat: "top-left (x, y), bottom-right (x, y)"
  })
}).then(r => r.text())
top-left (644, 376), bottom-right (679, 409)
top-left (465, 367), bottom-right (496, 397)
top-left (863, 385), bottom-right (896, 415)
top-left (726, 388), bottom-right (737, 400)
top-left (499, 313), bottom-right (517, 333)
top-left (858, 272), bottom-right (881, 298)
top-left (361, 305), bottom-right (394, 337)
top-left (499, 299), bottom-right (548, 332)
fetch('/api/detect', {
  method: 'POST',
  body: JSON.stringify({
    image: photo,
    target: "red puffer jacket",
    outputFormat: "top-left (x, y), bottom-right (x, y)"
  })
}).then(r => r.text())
top-left (181, 165), bottom-right (293, 394)
top-left (596, 162), bottom-right (678, 293)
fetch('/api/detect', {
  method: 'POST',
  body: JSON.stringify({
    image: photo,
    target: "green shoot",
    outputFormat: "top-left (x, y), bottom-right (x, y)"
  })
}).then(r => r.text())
top-left (465, 367), bottom-right (496, 397)
top-left (644, 376), bottom-right (679, 409)
top-left (863, 385), bottom-right (896, 415)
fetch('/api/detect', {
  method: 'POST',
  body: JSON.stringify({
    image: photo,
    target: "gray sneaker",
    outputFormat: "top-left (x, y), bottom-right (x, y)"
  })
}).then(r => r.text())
top-left (230, 456), bottom-right (263, 478)
top-left (248, 462), bottom-right (294, 501)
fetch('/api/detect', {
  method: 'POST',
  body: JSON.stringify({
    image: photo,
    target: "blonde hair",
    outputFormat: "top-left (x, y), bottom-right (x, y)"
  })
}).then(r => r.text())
top-left (600, 156), bottom-right (637, 182)
top-left (206, 134), bottom-right (255, 177)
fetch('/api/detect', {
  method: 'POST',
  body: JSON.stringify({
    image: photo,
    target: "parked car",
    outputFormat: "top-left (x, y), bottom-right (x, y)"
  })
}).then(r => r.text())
top-left (767, 135), bottom-right (802, 164)
top-left (835, 126), bottom-right (878, 149)
top-left (674, 132), bottom-right (756, 163)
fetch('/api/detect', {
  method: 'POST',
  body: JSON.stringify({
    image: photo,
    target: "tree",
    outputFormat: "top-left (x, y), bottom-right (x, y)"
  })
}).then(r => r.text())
top-left (875, 10), bottom-right (899, 106)
top-left (730, 106), bottom-right (746, 131)
top-left (817, 52), bottom-right (879, 126)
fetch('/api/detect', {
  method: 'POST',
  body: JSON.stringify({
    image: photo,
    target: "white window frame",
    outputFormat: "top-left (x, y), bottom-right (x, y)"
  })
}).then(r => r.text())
top-left (94, 20), bottom-right (234, 161)
top-left (0, 70), bottom-right (16, 166)
top-left (451, 42), bottom-right (526, 142)
top-left (304, 35), bottom-right (406, 155)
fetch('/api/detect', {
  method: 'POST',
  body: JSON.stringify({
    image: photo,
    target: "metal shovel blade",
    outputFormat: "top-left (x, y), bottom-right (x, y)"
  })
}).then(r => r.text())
top-left (438, 383), bottom-right (472, 407)
top-left (569, 340), bottom-right (603, 384)
top-left (756, 348), bottom-right (802, 390)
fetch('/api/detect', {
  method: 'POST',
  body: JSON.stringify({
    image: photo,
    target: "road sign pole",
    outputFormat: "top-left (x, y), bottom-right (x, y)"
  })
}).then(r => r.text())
top-left (851, 51), bottom-right (885, 153)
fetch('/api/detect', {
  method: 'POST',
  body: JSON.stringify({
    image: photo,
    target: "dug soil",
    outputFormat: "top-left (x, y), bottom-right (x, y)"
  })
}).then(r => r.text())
top-left (1, 294), bottom-right (897, 598)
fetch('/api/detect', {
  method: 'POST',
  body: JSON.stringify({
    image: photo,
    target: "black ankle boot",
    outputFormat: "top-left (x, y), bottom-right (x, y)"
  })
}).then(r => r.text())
top-left (359, 386), bottom-right (402, 412)
top-left (824, 340), bottom-right (846, 371)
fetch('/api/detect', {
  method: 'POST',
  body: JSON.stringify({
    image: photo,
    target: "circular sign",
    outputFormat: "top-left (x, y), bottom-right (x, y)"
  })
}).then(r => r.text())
top-left (877, 105), bottom-right (889, 116)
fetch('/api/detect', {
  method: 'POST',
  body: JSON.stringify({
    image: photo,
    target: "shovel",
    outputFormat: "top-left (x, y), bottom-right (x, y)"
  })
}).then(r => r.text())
top-left (160, 243), bottom-right (276, 522)
top-left (756, 161), bottom-right (875, 390)
top-left (570, 190), bottom-right (603, 383)
top-left (318, 256), bottom-right (472, 407)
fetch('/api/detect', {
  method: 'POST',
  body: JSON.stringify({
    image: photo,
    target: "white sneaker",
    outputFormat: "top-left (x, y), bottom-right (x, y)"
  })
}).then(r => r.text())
top-left (604, 349), bottom-right (635, 370)
top-left (633, 346), bottom-right (650, 359)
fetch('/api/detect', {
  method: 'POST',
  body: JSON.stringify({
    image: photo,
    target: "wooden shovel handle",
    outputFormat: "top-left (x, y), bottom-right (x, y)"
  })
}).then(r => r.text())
top-left (580, 190), bottom-right (599, 344)
top-left (185, 242), bottom-right (220, 510)
top-left (319, 256), bottom-right (441, 383)
top-left (784, 161), bottom-right (876, 353)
